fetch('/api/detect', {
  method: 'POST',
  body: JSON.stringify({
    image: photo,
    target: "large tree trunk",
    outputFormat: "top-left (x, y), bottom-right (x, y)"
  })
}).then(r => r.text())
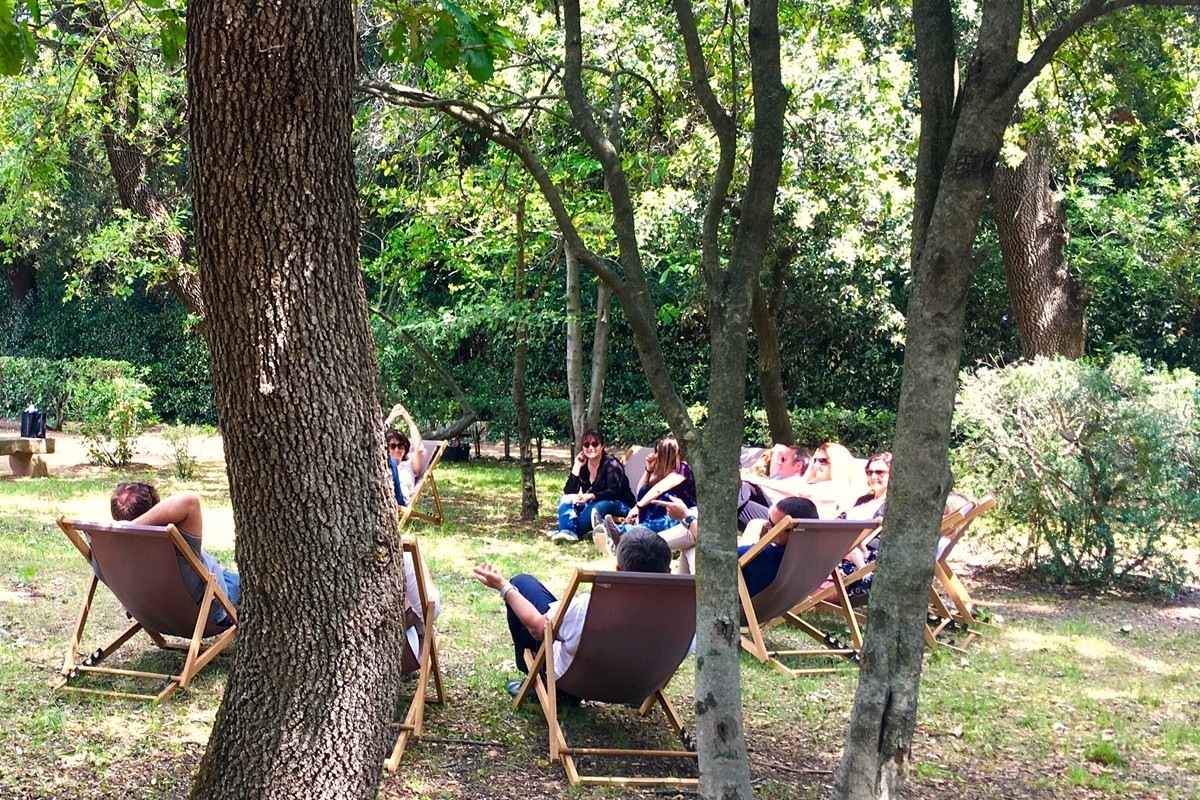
top-left (750, 282), bottom-right (792, 444)
top-left (187, 3), bottom-right (406, 798)
top-left (833, 0), bottom-right (1146, 796)
top-left (3, 252), bottom-right (36, 303)
top-left (992, 133), bottom-right (1089, 358)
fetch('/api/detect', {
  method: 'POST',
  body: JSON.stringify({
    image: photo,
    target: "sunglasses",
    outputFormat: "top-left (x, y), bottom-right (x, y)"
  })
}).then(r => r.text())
top-left (813, 457), bottom-right (830, 464)
top-left (582, 441), bottom-right (602, 448)
top-left (866, 469), bottom-right (889, 476)
top-left (388, 442), bottom-right (405, 451)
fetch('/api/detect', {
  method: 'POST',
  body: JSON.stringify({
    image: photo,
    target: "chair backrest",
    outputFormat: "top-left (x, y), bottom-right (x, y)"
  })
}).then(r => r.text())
top-left (743, 519), bottom-right (878, 625)
top-left (557, 571), bottom-right (696, 704)
top-left (937, 493), bottom-right (997, 561)
top-left (740, 447), bottom-right (768, 469)
top-left (417, 440), bottom-right (447, 482)
top-left (622, 446), bottom-right (653, 490)
top-left (71, 520), bottom-right (228, 639)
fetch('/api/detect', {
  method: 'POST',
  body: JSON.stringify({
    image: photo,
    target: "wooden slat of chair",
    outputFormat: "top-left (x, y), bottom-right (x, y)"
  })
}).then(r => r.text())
top-left (385, 536), bottom-right (446, 772)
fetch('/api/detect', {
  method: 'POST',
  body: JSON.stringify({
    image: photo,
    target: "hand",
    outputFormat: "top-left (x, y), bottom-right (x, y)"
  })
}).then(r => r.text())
top-left (575, 451), bottom-right (587, 466)
top-left (652, 496), bottom-right (690, 521)
top-left (645, 452), bottom-right (658, 471)
top-left (472, 563), bottom-right (506, 591)
top-left (625, 505), bottom-right (641, 524)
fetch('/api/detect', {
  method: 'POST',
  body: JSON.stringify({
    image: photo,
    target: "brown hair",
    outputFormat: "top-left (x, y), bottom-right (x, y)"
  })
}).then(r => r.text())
top-left (650, 436), bottom-right (681, 482)
top-left (111, 482), bottom-right (160, 521)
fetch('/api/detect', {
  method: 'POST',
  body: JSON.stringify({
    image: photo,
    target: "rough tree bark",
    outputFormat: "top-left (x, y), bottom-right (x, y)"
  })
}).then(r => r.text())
top-left (833, 1), bottom-right (1199, 798)
top-left (564, 245), bottom-right (586, 446)
top-left (585, 281), bottom-right (612, 432)
top-left (749, 242), bottom-right (795, 445)
top-left (992, 132), bottom-right (1090, 358)
top-left (187, 2), bottom-right (406, 798)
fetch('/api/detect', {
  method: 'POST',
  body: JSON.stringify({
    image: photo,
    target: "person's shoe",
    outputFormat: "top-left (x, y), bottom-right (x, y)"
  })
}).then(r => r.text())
top-left (589, 506), bottom-right (602, 530)
top-left (506, 678), bottom-right (537, 704)
top-left (603, 515), bottom-right (623, 555)
top-left (551, 529), bottom-right (580, 544)
top-left (545, 528), bottom-right (559, 538)
top-left (592, 524), bottom-right (611, 555)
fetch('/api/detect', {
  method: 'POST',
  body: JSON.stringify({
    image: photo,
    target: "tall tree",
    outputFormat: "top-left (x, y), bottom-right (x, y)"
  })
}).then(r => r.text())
top-left (992, 132), bottom-right (1090, 357)
top-left (187, 1), bottom-right (406, 798)
top-left (834, 2), bottom-right (1200, 798)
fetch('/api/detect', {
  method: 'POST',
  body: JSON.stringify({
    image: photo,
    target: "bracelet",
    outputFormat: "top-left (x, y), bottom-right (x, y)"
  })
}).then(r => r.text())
top-left (500, 584), bottom-right (516, 602)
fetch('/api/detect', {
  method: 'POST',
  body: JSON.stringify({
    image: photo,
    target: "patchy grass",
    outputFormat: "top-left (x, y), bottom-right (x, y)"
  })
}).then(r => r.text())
top-left (2, 457), bottom-right (1199, 798)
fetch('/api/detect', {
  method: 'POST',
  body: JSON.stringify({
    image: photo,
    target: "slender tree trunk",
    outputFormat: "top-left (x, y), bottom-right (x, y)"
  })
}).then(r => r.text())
top-left (750, 283), bottom-right (792, 444)
top-left (514, 193), bottom-right (538, 519)
top-left (585, 281), bottom-right (612, 432)
top-left (564, 246), bottom-right (586, 445)
top-left (3, 252), bottom-right (35, 303)
top-left (992, 133), bottom-right (1089, 358)
top-left (187, 3), bottom-right (405, 798)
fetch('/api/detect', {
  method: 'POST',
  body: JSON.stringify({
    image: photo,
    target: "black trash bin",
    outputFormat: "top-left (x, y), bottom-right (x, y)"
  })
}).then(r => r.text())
top-left (20, 407), bottom-right (47, 439)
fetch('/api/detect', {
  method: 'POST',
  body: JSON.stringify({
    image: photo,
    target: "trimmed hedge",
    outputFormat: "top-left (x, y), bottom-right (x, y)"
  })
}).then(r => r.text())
top-left (0, 357), bottom-right (143, 428)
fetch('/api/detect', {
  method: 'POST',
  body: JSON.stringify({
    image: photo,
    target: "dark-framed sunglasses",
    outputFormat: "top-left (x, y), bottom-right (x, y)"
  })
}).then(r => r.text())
top-left (866, 469), bottom-right (889, 476)
top-left (581, 441), bottom-right (602, 448)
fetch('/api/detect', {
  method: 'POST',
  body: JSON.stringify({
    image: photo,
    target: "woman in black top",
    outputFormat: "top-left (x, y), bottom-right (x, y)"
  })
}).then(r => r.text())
top-left (550, 429), bottom-right (636, 543)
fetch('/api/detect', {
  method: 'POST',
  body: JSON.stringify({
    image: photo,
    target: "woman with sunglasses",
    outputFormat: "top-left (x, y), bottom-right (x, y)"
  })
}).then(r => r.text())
top-left (837, 451), bottom-right (892, 596)
top-left (793, 441), bottom-right (860, 518)
top-left (385, 402), bottom-right (425, 507)
top-left (550, 429), bottom-right (635, 543)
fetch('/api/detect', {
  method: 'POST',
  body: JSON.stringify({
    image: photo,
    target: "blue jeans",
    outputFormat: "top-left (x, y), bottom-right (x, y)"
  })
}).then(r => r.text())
top-left (617, 487), bottom-right (681, 534)
top-left (556, 498), bottom-right (631, 534)
top-left (738, 543), bottom-right (783, 597)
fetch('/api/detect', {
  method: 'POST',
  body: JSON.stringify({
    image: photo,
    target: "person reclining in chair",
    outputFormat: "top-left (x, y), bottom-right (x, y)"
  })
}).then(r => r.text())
top-left (109, 482), bottom-right (240, 629)
top-left (473, 526), bottom-right (671, 706)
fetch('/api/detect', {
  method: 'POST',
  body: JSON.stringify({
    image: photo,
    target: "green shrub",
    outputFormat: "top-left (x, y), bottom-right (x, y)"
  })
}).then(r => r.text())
top-left (69, 376), bottom-right (158, 467)
top-left (744, 404), bottom-right (896, 454)
top-left (954, 355), bottom-right (1200, 595)
top-left (161, 423), bottom-right (207, 479)
top-left (0, 357), bottom-right (142, 428)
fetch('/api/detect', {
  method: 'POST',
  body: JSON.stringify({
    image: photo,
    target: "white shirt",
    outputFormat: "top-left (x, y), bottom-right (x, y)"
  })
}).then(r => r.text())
top-left (546, 594), bottom-right (591, 678)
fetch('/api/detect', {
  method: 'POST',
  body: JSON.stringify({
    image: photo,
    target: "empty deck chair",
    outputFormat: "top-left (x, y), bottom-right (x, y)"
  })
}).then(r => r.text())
top-left (56, 517), bottom-right (238, 702)
top-left (384, 536), bottom-right (445, 772)
top-left (927, 494), bottom-right (998, 648)
top-left (737, 517), bottom-right (880, 677)
top-left (511, 569), bottom-right (698, 788)
top-left (398, 439), bottom-right (449, 529)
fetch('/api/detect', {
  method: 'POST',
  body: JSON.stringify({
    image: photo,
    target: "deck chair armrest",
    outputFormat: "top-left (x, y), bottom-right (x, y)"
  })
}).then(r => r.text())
top-left (739, 516), bottom-right (794, 566)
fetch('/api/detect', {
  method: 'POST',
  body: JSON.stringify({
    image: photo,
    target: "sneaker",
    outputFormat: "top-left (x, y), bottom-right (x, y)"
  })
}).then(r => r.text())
top-left (551, 529), bottom-right (580, 544)
top-left (545, 528), bottom-right (559, 538)
top-left (603, 515), bottom-right (623, 555)
top-left (592, 524), bottom-right (610, 555)
top-left (589, 506), bottom-right (602, 530)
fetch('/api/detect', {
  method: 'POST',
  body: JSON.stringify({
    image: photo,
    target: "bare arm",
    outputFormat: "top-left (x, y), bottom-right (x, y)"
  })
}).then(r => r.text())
top-left (472, 564), bottom-right (547, 641)
top-left (389, 402), bottom-right (425, 475)
top-left (132, 491), bottom-right (204, 539)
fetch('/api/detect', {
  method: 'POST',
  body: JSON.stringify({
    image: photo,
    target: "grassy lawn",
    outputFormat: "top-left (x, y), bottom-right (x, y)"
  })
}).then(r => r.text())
top-left (2, 459), bottom-right (1198, 798)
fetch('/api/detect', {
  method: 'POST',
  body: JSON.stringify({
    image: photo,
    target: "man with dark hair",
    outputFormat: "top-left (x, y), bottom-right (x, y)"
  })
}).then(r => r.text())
top-left (473, 526), bottom-right (671, 702)
top-left (738, 495), bottom-right (820, 597)
top-left (110, 482), bottom-right (240, 628)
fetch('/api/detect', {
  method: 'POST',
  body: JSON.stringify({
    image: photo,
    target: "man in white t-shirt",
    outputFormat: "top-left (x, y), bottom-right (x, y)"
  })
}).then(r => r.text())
top-left (472, 527), bottom-right (671, 705)
top-left (736, 444), bottom-right (810, 530)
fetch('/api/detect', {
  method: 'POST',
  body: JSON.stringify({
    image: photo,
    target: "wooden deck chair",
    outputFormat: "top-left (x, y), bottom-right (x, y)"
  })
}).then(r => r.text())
top-left (738, 517), bottom-right (880, 677)
top-left (398, 439), bottom-right (449, 529)
top-left (511, 569), bottom-right (698, 788)
top-left (55, 517), bottom-right (237, 703)
top-left (927, 494), bottom-right (998, 649)
top-left (385, 536), bottom-right (446, 772)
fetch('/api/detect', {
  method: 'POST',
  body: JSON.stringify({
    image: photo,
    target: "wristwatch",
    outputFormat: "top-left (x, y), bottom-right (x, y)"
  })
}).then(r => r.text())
top-left (683, 514), bottom-right (697, 528)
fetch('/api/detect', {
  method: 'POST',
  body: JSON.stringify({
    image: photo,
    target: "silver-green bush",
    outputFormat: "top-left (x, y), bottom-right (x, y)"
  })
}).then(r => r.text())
top-left (954, 355), bottom-right (1200, 595)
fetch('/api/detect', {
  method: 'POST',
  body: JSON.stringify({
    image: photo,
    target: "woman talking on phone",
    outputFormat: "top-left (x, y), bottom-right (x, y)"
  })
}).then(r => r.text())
top-left (549, 429), bottom-right (636, 543)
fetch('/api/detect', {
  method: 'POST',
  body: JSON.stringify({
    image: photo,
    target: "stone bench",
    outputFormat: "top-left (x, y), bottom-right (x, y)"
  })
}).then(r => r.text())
top-left (0, 437), bottom-right (56, 477)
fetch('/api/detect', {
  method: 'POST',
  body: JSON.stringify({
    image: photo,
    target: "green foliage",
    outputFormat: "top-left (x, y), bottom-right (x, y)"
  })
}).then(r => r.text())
top-left (379, 0), bottom-right (515, 82)
top-left (68, 376), bottom-right (157, 467)
top-left (160, 423), bottom-right (206, 479)
top-left (0, 356), bottom-right (142, 428)
top-left (0, 0), bottom-right (38, 76)
top-left (744, 404), bottom-right (895, 454)
top-left (955, 355), bottom-right (1200, 595)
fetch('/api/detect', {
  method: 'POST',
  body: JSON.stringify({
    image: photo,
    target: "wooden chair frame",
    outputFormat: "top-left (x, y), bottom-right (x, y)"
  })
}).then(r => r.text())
top-left (398, 439), bottom-right (449, 529)
top-left (56, 517), bottom-right (238, 703)
top-left (385, 536), bottom-right (446, 772)
top-left (737, 517), bottom-right (881, 678)
top-left (511, 569), bottom-right (698, 788)
top-left (926, 494), bottom-right (998, 650)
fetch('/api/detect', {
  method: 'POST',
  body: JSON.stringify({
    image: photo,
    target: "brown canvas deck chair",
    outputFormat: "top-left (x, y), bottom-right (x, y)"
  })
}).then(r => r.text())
top-left (738, 517), bottom-right (880, 677)
top-left (385, 536), bottom-right (445, 772)
top-left (511, 569), bottom-right (698, 788)
top-left (398, 439), bottom-right (449, 529)
top-left (927, 494), bottom-right (998, 649)
top-left (56, 517), bottom-right (237, 702)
